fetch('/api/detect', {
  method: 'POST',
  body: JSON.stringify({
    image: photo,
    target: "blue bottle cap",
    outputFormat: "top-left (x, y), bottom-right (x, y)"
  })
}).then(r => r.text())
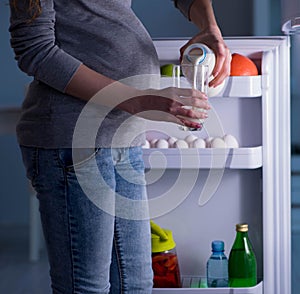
top-left (212, 240), bottom-right (224, 252)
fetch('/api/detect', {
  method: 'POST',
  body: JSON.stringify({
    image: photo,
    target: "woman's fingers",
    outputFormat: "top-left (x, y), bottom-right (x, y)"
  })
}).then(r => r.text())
top-left (175, 105), bottom-right (208, 119)
top-left (210, 48), bottom-right (231, 87)
top-left (175, 87), bottom-right (208, 99)
top-left (135, 87), bottom-right (210, 126)
top-left (174, 88), bottom-right (210, 110)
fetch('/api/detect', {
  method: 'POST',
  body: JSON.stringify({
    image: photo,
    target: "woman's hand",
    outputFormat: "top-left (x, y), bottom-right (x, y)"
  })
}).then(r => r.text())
top-left (119, 86), bottom-right (211, 129)
top-left (64, 64), bottom-right (210, 129)
top-left (180, 25), bottom-right (231, 88)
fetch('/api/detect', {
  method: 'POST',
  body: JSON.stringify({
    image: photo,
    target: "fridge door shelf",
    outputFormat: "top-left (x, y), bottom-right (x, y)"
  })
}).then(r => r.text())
top-left (152, 280), bottom-right (263, 293)
top-left (143, 146), bottom-right (262, 169)
top-left (161, 75), bottom-right (261, 98)
top-left (217, 75), bottom-right (261, 98)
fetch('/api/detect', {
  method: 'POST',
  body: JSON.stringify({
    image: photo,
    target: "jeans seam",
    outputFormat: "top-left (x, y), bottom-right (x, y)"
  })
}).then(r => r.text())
top-left (62, 164), bottom-right (76, 293)
top-left (34, 147), bottom-right (39, 179)
top-left (113, 228), bottom-right (124, 294)
top-left (23, 146), bottom-right (39, 183)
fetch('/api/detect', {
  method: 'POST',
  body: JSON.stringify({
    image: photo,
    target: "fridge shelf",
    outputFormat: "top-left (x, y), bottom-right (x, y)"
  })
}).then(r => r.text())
top-left (143, 146), bottom-right (262, 169)
top-left (160, 75), bottom-right (262, 98)
top-left (152, 279), bottom-right (263, 293)
top-left (217, 75), bottom-right (262, 98)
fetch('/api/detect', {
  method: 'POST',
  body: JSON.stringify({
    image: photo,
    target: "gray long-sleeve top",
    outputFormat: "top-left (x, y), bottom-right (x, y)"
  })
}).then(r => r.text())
top-left (9, 0), bottom-right (192, 148)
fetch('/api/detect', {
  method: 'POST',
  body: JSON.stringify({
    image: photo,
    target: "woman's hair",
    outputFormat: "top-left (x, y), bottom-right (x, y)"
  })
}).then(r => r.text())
top-left (12, 0), bottom-right (42, 20)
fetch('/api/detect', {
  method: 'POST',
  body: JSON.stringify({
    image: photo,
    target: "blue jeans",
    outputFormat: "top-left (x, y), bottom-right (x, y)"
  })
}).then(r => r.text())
top-left (20, 146), bottom-right (153, 294)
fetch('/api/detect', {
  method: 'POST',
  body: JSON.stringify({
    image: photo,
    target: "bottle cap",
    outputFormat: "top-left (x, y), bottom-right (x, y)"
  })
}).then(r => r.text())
top-left (182, 43), bottom-right (211, 65)
top-left (150, 220), bottom-right (176, 253)
top-left (236, 223), bottom-right (249, 232)
top-left (211, 240), bottom-right (224, 252)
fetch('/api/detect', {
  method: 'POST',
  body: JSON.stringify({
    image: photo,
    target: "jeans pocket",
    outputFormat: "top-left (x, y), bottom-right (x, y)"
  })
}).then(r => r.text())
top-left (57, 148), bottom-right (100, 170)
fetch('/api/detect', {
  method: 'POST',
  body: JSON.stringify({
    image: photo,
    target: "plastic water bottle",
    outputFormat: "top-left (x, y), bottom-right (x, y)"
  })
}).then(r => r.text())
top-left (206, 240), bottom-right (229, 288)
top-left (228, 223), bottom-right (257, 287)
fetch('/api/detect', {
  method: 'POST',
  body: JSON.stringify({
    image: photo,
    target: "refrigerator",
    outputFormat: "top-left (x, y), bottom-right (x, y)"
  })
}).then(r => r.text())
top-left (142, 36), bottom-right (291, 294)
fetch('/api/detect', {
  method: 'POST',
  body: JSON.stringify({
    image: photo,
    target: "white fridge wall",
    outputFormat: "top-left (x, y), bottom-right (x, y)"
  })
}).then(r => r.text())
top-left (145, 96), bottom-right (262, 148)
top-left (146, 37), bottom-right (291, 294)
top-left (204, 97), bottom-right (262, 147)
top-left (147, 169), bottom-right (263, 277)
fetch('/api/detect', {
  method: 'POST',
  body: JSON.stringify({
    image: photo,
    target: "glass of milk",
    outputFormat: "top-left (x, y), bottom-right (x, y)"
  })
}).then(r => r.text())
top-left (172, 64), bottom-right (209, 131)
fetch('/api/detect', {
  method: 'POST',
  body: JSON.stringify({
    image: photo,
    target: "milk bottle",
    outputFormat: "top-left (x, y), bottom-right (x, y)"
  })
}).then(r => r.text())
top-left (181, 43), bottom-right (225, 97)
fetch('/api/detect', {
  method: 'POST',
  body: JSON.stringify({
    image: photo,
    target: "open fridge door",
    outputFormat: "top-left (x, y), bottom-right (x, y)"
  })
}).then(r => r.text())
top-left (143, 37), bottom-right (290, 294)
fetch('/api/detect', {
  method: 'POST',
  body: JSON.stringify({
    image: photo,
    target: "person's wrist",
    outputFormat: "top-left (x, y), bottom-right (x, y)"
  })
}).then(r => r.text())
top-left (117, 88), bottom-right (144, 115)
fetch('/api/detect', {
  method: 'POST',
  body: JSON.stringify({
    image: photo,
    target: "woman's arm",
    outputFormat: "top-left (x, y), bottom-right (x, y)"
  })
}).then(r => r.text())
top-left (65, 64), bottom-right (210, 129)
top-left (175, 0), bottom-right (231, 87)
top-left (9, 0), bottom-right (82, 93)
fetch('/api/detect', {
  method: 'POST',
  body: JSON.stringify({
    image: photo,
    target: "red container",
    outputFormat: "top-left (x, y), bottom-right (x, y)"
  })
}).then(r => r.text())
top-left (152, 249), bottom-right (181, 288)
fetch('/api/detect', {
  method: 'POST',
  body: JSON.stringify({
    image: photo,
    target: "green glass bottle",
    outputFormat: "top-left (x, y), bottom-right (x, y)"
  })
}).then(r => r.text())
top-left (228, 223), bottom-right (257, 287)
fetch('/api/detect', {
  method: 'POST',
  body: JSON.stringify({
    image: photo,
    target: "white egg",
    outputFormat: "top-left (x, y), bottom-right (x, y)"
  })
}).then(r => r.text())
top-left (155, 139), bottom-right (169, 149)
top-left (184, 134), bottom-right (198, 144)
top-left (150, 139), bottom-right (158, 148)
top-left (142, 140), bottom-right (150, 149)
top-left (167, 136), bottom-right (177, 148)
top-left (189, 138), bottom-right (206, 148)
top-left (210, 137), bottom-right (226, 148)
top-left (174, 139), bottom-right (189, 149)
top-left (205, 137), bottom-right (214, 148)
top-left (223, 134), bottom-right (239, 148)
